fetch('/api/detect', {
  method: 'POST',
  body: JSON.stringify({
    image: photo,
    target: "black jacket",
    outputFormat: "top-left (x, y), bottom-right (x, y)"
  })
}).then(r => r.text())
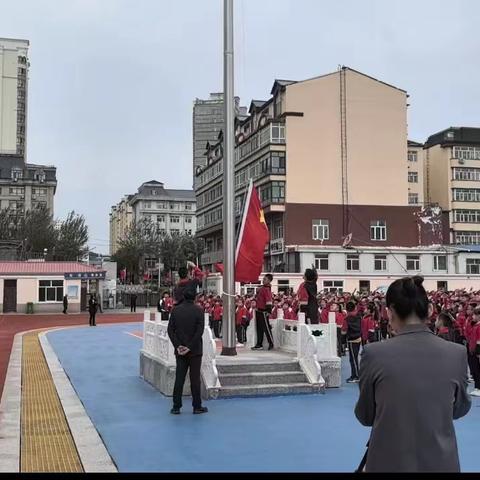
top-left (167, 300), bottom-right (204, 356)
top-left (158, 299), bottom-right (169, 321)
top-left (345, 313), bottom-right (361, 341)
top-left (304, 281), bottom-right (318, 323)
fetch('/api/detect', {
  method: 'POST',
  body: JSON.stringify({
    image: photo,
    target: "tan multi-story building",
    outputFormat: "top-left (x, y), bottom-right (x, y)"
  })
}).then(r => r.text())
top-left (109, 195), bottom-right (134, 255)
top-left (424, 127), bottom-right (480, 246)
top-left (0, 38), bottom-right (29, 157)
top-left (195, 67), bottom-right (445, 289)
top-left (407, 140), bottom-right (424, 206)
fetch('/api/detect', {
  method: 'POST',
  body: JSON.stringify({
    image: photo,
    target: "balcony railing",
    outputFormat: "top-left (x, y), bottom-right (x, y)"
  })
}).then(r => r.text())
top-left (201, 250), bottom-right (223, 265)
top-left (270, 238), bottom-right (284, 254)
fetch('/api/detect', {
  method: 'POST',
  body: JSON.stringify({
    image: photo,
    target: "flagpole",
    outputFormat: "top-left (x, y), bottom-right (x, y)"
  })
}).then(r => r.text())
top-left (221, 0), bottom-right (237, 356)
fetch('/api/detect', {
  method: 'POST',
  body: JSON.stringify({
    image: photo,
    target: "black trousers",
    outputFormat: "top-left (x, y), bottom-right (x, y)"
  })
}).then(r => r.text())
top-left (348, 340), bottom-right (361, 378)
top-left (213, 319), bottom-right (222, 338)
top-left (467, 351), bottom-right (480, 389)
top-left (130, 300), bottom-right (137, 313)
top-left (89, 312), bottom-right (96, 326)
top-left (336, 327), bottom-right (344, 356)
top-left (255, 310), bottom-right (273, 347)
top-left (236, 325), bottom-right (246, 344)
top-left (173, 354), bottom-right (202, 409)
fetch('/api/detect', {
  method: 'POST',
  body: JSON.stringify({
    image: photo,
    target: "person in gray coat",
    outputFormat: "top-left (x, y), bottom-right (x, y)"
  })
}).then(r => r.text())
top-left (355, 276), bottom-right (471, 473)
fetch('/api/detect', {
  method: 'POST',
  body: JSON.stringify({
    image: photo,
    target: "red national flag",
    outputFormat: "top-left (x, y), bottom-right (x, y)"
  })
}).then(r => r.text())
top-left (214, 263), bottom-right (224, 274)
top-left (235, 180), bottom-right (269, 282)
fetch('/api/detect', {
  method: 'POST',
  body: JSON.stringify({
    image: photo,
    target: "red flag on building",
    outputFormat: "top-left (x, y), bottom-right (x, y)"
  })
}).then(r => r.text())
top-left (235, 180), bottom-right (270, 282)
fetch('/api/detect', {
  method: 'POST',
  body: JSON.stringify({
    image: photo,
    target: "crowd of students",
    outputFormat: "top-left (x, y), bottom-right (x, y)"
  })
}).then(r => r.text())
top-left (157, 266), bottom-right (480, 396)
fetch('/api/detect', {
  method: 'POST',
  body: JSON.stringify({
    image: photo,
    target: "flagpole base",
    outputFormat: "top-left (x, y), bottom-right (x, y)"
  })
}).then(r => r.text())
top-left (220, 347), bottom-right (237, 356)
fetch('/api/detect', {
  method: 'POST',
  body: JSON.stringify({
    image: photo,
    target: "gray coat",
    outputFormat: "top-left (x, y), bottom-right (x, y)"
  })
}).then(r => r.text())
top-left (355, 324), bottom-right (471, 472)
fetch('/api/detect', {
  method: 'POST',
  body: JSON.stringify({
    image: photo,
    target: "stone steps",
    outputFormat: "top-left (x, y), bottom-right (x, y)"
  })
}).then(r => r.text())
top-left (217, 361), bottom-right (301, 374)
top-left (217, 382), bottom-right (321, 398)
top-left (220, 371), bottom-right (308, 386)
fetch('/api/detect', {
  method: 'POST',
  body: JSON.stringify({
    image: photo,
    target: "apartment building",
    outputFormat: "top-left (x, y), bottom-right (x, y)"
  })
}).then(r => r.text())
top-left (424, 127), bottom-right (480, 246)
top-left (195, 67), bottom-right (444, 280)
top-left (0, 38), bottom-right (29, 158)
top-left (407, 140), bottom-right (424, 206)
top-left (109, 195), bottom-right (133, 255)
top-left (0, 154), bottom-right (57, 217)
top-left (192, 93), bottom-right (247, 185)
top-left (109, 181), bottom-right (196, 256)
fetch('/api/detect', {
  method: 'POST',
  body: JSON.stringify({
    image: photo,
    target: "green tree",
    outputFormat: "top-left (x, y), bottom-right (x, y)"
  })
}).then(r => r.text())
top-left (18, 205), bottom-right (56, 258)
top-left (54, 211), bottom-right (89, 261)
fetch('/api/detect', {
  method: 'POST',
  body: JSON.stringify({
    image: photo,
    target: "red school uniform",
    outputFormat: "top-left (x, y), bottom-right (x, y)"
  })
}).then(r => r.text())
top-left (284, 307), bottom-right (297, 320)
top-left (235, 306), bottom-right (248, 326)
top-left (466, 321), bottom-right (480, 353)
top-left (213, 305), bottom-right (223, 321)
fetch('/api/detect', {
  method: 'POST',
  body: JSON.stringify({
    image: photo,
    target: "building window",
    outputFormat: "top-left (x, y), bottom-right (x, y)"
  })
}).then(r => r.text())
top-left (9, 187), bottom-right (24, 195)
top-left (185, 203), bottom-right (192, 210)
top-left (32, 187), bottom-right (47, 196)
top-left (34, 171), bottom-right (46, 182)
top-left (374, 255), bottom-right (387, 271)
top-left (408, 151), bottom-right (418, 162)
top-left (185, 216), bottom-right (192, 224)
top-left (312, 220), bottom-right (329, 241)
top-left (433, 255), bottom-right (447, 271)
top-left (157, 215), bottom-right (165, 223)
top-left (453, 167), bottom-right (480, 181)
top-left (11, 168), bottom-right (23, 181)
top-left (151, 189), bottom-right (157, 195)
top-left (454, 210), bottom-right (480, 223)
top-left (170, 215), bottom-right (180, 224)
top-left (314, 254), bottom-right (329, 271)
top-left (270, 123), bottom-right (285, 143)
top-left (455, 231), bottom-right (480, 245)
top-left (277, 279), bottom-right (289, 294)
top-left (259, 181), bottom-right (285, 205)
top-left (408, 193), bottom-right (419, 205)
top-left (322, 280), bottom-right (344, 293)
top-left (171, 229), bottom-right (180, 236)
top-left (453, 188), bottom-right (480, 202)
top-left (144, 201), bottom-right (151, 209)
top-left (408, 172), bottom-right (418, 183)
top-left (406, 255), bottom-right (420, 271)
top-left (39, 280), bottom-right (64, 302)
top-left (453, 146), bottom-right (480, 161)
top-left (466, 258), bottom-right (480, 274)
top-left (346, 254), bottom-right (360, 271)
top-left (370, 220), bottom-right (387, 241)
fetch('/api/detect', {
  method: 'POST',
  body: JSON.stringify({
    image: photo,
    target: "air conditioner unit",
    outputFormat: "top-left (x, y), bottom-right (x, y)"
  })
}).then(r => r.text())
top-left (458, 158), bottom-right (465, 165)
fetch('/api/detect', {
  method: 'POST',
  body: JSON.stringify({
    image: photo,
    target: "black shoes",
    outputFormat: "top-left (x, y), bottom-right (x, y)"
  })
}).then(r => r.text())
top-left (170, 408), bottom-right (181, 415)
top-left (251, 345), bottom-right (263, 350)
top-left (193, 407), bottom-right (208, 415)
top-left (346, 377), bottom-right (359, 383)
top-left (268, 345), bottom-right (274, 350)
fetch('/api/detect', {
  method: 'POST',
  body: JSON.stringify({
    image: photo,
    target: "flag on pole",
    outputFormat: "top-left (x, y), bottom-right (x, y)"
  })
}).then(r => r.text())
top-left (235, 179), bottom-right (270, 283)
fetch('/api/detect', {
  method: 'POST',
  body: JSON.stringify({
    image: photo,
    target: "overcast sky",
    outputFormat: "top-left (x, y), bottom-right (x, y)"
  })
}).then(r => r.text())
top-left (1, 0), bottom-right (479, 253)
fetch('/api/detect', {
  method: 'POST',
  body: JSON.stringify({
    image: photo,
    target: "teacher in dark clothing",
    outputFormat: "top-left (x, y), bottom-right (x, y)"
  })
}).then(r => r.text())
top-left (355, 276), bottom-right (471, 472)
top-left (167, 286), bottom-right (208, 415)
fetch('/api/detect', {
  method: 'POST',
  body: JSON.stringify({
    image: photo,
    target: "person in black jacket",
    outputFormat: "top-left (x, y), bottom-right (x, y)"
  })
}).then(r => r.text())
top-left (63, 294), bottom-right (68, 314)
top-left (300, 268), bottom-right (319, 324)
top-left (167, 286), bottom-right (208, 415)
top-left (343, 300), bottom-right (362, 383)
top-left (88, 294), bottom-right (97, 326)
top-left (173, 266), bottom-right (200, 305)
top-left (158, 292), bottom-right (171, 321)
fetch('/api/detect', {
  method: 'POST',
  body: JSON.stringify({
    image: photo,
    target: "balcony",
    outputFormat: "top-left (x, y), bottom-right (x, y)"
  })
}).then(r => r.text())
top-left (201, 250), bottom-right (223, 265)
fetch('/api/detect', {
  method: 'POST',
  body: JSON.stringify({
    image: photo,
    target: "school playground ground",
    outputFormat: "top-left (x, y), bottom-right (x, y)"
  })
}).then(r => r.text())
top-left (0, 314), bottom-right (479, 472)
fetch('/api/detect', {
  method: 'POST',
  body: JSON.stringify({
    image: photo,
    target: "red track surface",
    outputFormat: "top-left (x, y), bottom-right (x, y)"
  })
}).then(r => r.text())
top-left (0, 312), bottom-right (143, 399)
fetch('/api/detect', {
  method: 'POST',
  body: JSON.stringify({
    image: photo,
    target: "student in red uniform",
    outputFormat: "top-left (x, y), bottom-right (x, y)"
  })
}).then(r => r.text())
top-left (296, 269), bottom-right (319, 324)
top-left (270, 299), bottom-right (280, 320)
top-left (361, 303), bottom-right (377, 345)
top-left (436, 311), bottom-right (462, 344)
top-left (466, 308), bottom-right (480, 397)
top-left (252, 274), bottom-right (274, 350)
top-left (212, 301), bottom-right (223, 339)
top-left (283, 302), bottom-right (297, 320)
top-left (235, 299), bottom-right (248, 345)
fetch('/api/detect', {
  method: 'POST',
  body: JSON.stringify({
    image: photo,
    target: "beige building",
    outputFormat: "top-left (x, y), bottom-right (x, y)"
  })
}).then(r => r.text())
top-left (407, 140), bottom-right (424, 206)
top-left (109, 195), bottom-right (134, 255)
top-left (0, 38), bottom-right (29, 157)
top-left (196, 67), bottom-right (440, 277)
top-left (424, 127), bottom-right (480, 246)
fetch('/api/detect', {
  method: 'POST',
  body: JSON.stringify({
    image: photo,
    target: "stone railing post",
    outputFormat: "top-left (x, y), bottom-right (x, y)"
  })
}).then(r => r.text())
top-left (143, 309), bottom-right (150, 323)
top-left (155, 311), bottom-right (162, 323)
top-left (297, 312), bottom-right (305, 358)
